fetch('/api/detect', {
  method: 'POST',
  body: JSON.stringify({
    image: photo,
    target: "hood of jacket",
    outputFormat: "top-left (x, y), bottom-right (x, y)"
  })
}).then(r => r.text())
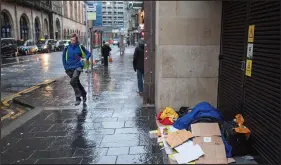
top-left (138, 43), bottom-right (144, 50)
top-left (138, 39), bottom-right (144, 50)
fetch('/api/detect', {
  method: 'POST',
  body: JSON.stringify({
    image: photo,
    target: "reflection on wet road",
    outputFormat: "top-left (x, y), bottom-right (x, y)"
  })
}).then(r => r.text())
top-left (1, 52), bottom-right (66, 100)
top-left (0, 47), bottom-right (164, 164)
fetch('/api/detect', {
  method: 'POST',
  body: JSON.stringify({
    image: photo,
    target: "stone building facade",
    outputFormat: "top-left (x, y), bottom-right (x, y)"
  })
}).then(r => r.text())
top-left (1, 1), bottom-right (86, 42)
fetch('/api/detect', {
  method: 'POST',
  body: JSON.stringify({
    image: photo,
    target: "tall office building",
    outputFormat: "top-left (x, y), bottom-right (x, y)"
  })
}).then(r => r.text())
top-left (101, 1), bottom-right (125, 28)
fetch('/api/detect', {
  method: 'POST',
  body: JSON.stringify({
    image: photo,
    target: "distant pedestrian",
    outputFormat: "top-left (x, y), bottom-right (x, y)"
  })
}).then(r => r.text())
top-left (62, 33), bottom-right (91, 106)
top-left (102, 41), bottom-right (112, 67)
top-left (127, 39), bottom-right (130, 47)
top-left (133, 38), bottom-right (144, 94)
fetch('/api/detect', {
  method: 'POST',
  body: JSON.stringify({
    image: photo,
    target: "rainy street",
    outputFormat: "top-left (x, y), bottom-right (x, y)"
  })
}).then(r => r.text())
top-left (0, 47), bottom-right (165, 164)
top-left (0, 47), bottom-right (119, 100)
top-left (1, 52), bottom-right (66, 100)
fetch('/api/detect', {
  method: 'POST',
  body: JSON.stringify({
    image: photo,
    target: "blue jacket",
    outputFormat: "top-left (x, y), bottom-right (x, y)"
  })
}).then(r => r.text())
top-left (62, 42), bottom-right (91, 70)
top-left (173, 102), bottom-right (232, 158)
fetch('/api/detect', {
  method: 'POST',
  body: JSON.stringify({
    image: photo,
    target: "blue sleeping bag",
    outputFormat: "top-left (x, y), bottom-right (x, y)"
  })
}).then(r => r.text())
top-left (173, 102), bottom-right (232, 158)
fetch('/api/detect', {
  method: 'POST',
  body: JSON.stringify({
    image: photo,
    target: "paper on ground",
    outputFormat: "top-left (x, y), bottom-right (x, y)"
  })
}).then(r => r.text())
top-left (169, 126), bottom-right (179, 132)
top-left (159, 126), bottom-right (177, 154)
top-left (174, 140), bottom-right (194, 153)
top-left (174, 144), bottom-right (204, 164)
top-left (162, 137), bottom-right (174, 154)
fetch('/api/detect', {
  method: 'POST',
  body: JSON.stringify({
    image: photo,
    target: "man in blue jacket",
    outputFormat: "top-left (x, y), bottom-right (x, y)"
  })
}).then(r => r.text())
top-left (62, 33), bottom-right (91, 106)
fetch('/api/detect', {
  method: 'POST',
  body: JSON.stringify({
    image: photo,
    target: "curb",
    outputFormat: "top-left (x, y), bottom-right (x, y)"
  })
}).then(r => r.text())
top-left (1, 78), bottom-right (57, 122)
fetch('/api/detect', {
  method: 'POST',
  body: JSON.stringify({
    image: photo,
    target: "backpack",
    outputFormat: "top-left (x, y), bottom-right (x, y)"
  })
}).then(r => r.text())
top-left (220, 121), bottom-right (251, 156)
top-left (65, 45), bottom-right (89, 69)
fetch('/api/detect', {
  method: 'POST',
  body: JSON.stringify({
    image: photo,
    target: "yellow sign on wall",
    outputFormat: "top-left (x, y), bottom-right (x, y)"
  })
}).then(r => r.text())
top-left (245, 60), bottom-right (252, 77)
top-left (248, 25), bottom-right (255, 43)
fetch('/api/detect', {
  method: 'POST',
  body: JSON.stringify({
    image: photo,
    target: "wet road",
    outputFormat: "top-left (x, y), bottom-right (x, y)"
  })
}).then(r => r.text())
top-left (1, 47), bottom-right (164, 164)
top-left (1, 47), bottom-right (118, 100)
top-left (1, 52), bottom-right (65, 100)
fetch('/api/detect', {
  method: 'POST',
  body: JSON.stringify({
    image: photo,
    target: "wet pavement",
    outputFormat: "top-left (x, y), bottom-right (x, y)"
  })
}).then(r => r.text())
top-left (1, 47), bottom-right (118, 100)
top-left (1, 52), bottom-right (65, 100)
top-left (1, 47), bottom-right (164, 164)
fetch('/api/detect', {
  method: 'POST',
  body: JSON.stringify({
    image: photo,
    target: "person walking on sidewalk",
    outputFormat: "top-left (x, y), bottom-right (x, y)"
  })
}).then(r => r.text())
top-left (127, 38), bottom-right (130, 47)
top-left (133, 38), bottom-right (144, 94)
top-left (62, 33), bottom-right (91, 106)
top-left (102, 41), bottom-right (112, 67)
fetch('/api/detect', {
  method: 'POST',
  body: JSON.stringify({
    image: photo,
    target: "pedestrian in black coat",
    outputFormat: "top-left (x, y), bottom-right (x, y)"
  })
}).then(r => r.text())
top-left (133, 38), bottom-right (144, 93)
top-left (102, 41), bottom-right (111, 67)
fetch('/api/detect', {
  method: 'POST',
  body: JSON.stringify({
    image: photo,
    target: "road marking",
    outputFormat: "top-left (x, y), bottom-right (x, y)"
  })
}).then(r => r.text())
top-left (1, 78), bottom-right (57, 121)
top-left (10, 108), bottom-right (25, 120)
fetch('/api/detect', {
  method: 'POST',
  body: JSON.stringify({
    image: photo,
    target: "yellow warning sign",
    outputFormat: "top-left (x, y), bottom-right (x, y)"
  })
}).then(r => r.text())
top-left (245, 60), bottom-right (252, 77)
top-left (248, 25), bottom-right (255, 43)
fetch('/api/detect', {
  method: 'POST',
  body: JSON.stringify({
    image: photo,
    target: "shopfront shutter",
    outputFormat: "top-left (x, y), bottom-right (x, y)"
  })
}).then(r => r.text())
top-left (218, 1), bottom-right (248, 120)
top-left (243, 1), bottom-right (281, 164)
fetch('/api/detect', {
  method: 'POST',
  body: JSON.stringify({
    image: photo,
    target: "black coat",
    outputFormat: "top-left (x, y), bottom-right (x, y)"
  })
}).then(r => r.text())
top-left (133, 43), bottom-right (144, 71)
top-left (102, 45), bottom-right (111, 57)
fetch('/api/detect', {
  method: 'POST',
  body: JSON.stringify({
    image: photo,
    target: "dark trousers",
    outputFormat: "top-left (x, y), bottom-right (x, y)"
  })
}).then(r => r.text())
top-left (137, 69), bottom-right (144, 93)
top-left (66, 68), bottom-right (86, 98)
top-left (103, 56), bottom-right (108, 66)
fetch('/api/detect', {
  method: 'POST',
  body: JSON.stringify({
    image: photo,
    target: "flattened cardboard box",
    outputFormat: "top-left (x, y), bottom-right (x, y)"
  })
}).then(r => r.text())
top-left (191, 123), bottom-right (228, 164)
top-left (191, 123), bottom-right (221, 137)
top-left (165, 130), bottom-right (193, 148)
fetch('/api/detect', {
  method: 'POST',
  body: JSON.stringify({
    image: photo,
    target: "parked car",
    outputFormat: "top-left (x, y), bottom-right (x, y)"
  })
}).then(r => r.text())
top-left (37, 39), bottom-right (55, 53)
top-left (54, 40), bottom-right (66, 51)
top-left (113, 39), bottom-right (118, 45)
top-left (1, 38), bottom-right (18, 58)
top-left (17, 39), bottom-right (38, 55)
top-left (63, 40), bottom-right (70, 48)
top-left (50, 40), bottom-right (57, 51)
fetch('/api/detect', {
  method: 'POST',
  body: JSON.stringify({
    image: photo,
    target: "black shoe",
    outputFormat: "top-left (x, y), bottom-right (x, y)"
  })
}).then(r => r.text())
top-left (75, 97), bottom-right (81, 106)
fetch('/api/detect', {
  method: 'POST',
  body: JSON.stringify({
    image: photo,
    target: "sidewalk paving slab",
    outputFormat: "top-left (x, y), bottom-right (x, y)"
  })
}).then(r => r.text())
top-left (1, 47), bottom-right (166, 164)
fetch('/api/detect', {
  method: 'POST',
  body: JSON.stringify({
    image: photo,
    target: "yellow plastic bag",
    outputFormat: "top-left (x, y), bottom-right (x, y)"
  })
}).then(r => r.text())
top-left (160, 107), bottom-right (179, 123)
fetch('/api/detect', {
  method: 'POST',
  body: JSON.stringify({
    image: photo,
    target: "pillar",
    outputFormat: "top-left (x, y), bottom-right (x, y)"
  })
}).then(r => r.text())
top-left (155, 1), bottom-right (222, 112)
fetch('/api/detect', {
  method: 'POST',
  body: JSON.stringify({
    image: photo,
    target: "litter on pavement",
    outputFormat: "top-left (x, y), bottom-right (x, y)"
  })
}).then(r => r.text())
top-left (150, 101), bottom-right (253, 164)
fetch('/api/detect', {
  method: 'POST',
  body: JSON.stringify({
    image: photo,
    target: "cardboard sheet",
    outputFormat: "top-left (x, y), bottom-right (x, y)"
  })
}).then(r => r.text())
top-left (191, 123), bottom-right (228, 164)
top-left (191, 123), bottom-right (221, 137)
top-left (193, 136), bottom-right (227, 164)
top-left (165, 130), bottom-right (193, 148)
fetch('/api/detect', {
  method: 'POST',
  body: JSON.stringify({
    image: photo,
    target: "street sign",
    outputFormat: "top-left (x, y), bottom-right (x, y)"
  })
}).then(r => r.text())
top-left (247, 43), bottom-right (254, 60)
top-left (245, 59), bottom-right (252, 77)
top-left (128, 2), bottom-right (133, 9)
top-left (248, 25), bottom-right (255, 43)
top-left (87, 6), bottom-right (96, 12)
top-left (87, 12), bottom-right (96, 20)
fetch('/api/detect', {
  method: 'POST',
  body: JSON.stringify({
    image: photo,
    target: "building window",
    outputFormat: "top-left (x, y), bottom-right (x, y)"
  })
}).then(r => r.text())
top-left (64, 1), bottom-right (68, 17)
top-left (20, 15), bottom-right (29, 40)
top-left (78, 3), bottom-right (80, 23)
top-left (1, 11), bottom-right (12, 38)
top-left (69, 1), bottom-right (73, 20)
top-left (74, 1), bottom-right (78, 21)
top-left (34, 17), bottom-right (40, 42)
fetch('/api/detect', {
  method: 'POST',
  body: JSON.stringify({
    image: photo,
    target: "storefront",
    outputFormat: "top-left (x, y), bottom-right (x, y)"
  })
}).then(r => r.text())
top-left (218, 1), bottom-right (280, 164)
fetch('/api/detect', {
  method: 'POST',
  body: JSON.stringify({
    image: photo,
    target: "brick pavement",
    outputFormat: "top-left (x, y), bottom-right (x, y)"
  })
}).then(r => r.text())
top-left (1, 47), bottom-right (165, 164)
